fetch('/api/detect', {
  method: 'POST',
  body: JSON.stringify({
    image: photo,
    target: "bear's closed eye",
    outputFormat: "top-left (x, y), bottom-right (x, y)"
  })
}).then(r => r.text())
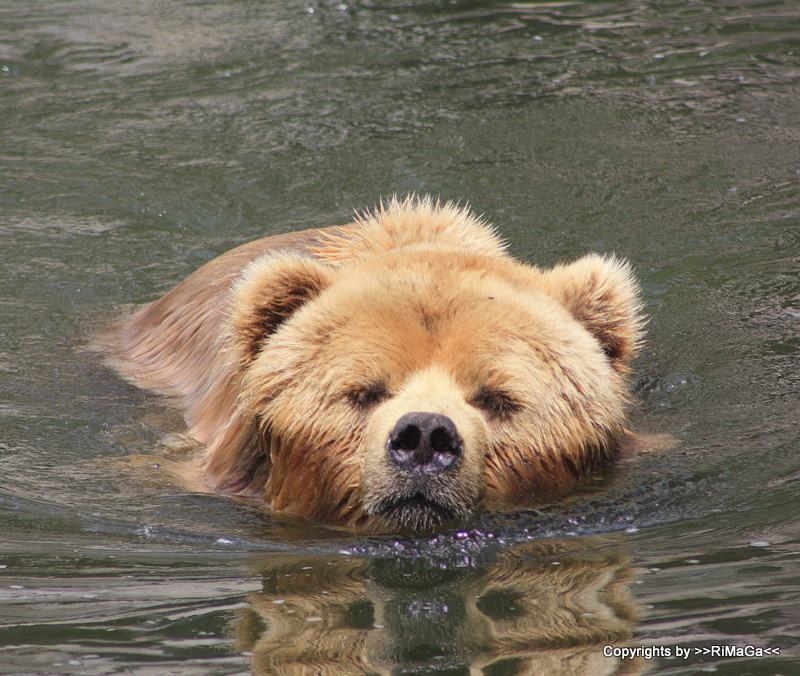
top-left (346, 383), bottom-right (391, 409)
top-left (470, 387), bottom-right (520, 419)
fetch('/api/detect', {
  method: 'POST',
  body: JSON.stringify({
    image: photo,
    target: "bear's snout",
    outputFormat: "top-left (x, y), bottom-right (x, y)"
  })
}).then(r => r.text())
top-left (361, 370), bottom-right (488, 530)
top-left (387, 412), bottom-right (462, 475)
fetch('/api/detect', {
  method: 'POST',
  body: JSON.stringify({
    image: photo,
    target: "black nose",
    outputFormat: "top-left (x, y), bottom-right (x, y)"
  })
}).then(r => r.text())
top-left (387, 412), bottom-right (463, 475)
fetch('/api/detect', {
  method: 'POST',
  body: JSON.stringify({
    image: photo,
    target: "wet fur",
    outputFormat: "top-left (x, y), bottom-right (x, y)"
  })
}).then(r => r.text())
top-left (97, 196), bottom-right (644, 530)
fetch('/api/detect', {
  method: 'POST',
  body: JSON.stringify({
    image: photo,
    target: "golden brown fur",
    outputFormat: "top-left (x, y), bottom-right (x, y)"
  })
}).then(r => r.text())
top-left (97, 196), bottom-right (644, 531)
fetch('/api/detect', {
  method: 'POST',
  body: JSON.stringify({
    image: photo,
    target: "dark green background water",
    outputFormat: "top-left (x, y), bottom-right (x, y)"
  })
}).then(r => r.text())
top-left (1, 1), bottom-right (798, 674)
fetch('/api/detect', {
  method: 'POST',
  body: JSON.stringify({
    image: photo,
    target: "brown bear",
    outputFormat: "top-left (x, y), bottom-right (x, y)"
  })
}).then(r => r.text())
top-left (98, 196), bottom-right (644, 531)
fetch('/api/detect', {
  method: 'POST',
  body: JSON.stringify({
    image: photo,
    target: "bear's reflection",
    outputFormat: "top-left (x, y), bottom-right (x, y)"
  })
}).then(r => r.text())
top-left (235, 538), bottom-right (645, 675)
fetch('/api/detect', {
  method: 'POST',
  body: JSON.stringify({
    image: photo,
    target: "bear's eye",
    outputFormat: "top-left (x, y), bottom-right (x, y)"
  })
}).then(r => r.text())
top-left (346, 382), bottom-right (390, 409)
top-left (470, 387), bottom-right (520, 418)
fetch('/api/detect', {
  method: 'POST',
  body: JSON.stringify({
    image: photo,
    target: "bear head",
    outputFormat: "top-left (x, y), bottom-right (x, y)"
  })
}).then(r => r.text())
top-left (205, 200), bottom-right (643, 531)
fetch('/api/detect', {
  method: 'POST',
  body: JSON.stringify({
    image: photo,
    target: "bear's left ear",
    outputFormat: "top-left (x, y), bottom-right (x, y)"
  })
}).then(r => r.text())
top-left (229, 253), bottom-right (337, 365)
top-left (542, 254), bottom-right (644, 371)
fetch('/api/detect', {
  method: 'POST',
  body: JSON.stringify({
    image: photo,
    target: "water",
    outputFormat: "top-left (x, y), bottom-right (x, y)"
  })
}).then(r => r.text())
top-left (1, 0), bottom-right (798, 673)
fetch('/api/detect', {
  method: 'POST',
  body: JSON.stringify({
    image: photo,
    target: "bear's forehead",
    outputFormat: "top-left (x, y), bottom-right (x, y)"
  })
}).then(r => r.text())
top-left (285, 257), bottom-right (603, 379)
top-left (315, 254), bottom-right (568, 333)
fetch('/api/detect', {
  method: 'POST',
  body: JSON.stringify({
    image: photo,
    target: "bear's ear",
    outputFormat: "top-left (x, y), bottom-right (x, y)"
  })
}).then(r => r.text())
top-left (229, 253), bottom-right (336, 364)
top-left (543, 254), bottom-right (644, 370)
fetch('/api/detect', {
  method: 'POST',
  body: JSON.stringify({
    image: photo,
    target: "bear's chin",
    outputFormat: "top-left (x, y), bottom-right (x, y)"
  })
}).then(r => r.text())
top-left (371, 493), bottom-right (469, 532)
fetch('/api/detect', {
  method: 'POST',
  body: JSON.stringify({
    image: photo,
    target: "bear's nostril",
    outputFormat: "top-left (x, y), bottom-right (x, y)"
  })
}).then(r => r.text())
top-left (394, 424), bottom-right (421, 452)
top-left (387, 412), bottom-right (462, 474)
top-left (430, 426), bottom-right (456, 454)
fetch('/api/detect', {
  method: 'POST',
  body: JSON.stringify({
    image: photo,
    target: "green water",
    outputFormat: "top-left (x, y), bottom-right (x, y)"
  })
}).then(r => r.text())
top-left (1, 1), bottom-right (798, 673)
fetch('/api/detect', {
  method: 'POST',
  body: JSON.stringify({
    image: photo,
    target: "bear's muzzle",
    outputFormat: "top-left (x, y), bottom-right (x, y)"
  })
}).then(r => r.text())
top-left (361, 367), bottom-right (488, 531)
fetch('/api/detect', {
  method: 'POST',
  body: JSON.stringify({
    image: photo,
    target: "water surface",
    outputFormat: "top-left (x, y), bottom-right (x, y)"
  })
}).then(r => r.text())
top-left (1, 0), bottom-right (798, 673)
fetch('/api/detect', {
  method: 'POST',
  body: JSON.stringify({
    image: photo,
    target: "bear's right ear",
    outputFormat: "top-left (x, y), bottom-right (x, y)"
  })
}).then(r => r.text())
top-left (229, 253), bottom-right (336, 364)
